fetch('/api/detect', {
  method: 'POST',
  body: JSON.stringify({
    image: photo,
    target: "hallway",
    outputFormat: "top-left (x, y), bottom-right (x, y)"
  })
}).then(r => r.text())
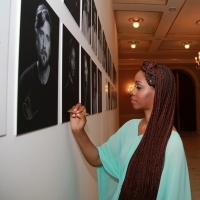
top-left (181, 133), bottom-right (200, 200)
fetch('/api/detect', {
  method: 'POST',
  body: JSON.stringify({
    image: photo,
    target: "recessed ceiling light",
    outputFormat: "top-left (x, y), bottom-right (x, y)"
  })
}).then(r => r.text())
top-left (128, 41), bottom-right (139, 48)
top-left (169, 7), bottom-right (176, 11)
top-left (131, 44), bottom-right (136, 48)
top-left (129, 18), bottom-right (143, 28)
top-left (181, 41), bottom-right (192, 49)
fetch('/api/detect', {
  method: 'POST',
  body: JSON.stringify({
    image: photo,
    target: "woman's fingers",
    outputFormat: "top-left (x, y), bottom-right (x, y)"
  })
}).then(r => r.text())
top-left (68, 103), bottom-right (89, 118)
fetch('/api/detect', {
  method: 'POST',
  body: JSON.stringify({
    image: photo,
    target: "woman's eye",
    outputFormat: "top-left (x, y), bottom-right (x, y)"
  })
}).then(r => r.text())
top-left (134, 85), bottom-right (141, 90)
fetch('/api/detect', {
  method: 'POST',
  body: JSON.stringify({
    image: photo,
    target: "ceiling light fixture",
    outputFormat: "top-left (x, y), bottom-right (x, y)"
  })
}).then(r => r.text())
top-left (128, 41), bottom-right (139, 49)
top-left (129, 18), bottom-right (143, 28)
top-left (182, 41), bottom-right (192, 49)
top-left (195, 52), bottom-right (200, 70)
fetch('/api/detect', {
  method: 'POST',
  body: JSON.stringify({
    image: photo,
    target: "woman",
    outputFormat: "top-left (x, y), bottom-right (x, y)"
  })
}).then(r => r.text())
top-left (69, 61), bottom-right (191, 200)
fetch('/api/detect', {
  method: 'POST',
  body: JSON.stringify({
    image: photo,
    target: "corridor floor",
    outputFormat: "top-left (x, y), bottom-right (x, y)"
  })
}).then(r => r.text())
top-left (181, 132), bottom-right (200, 200)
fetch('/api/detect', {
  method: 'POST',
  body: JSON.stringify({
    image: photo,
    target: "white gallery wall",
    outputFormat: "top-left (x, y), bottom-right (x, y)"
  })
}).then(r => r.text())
top-left (0, 0), bottom-right (119, 199)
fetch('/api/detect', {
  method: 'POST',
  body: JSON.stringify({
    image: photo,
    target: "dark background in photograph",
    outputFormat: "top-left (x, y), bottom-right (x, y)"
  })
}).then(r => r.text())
top-left (111, 85), bottom-right (115, 110)
top-left (91, 61), bottom-right (97, 114)
top-left (109, 52), bottom-right (112, 78)
top-left (107, 47), bottom-right (111, 78)
top-left (17, 0), bottom-right (59, 135)
top-left (98, 69), bottom-right (102, 113)
top-left (110, 52), bottom-right (112, 78)
top-left (106, 47), bottom-right (109, 76)
top-left (107, 81), bottom-right (110, 110)
top-left (104, 39), bottom-right (108, 74)
top-left (64, 0), bottom-right (80, 26)
top-left (62, 25), bottom-right (79, 122)
top-left (113, 64), bottom-right (117, 86)
top-left (97, 17), bottom-right (102, 63)
top-left (81, 47), bottom-right (91, 114)
top-left (82, 0), bottom-right (91, 44)
top-left (105, 80), bottom-right (108, 110)
top-left (91, 0), bottom-right (97, 55)
top-left (102, 32), bottom-right (107, 71)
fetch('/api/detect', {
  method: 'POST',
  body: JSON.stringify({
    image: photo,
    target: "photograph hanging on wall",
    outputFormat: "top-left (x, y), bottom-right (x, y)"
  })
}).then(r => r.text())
top-left (98, 68), bottom-right (102, 113)
top-left (111, 85), bottom-right (117, 110)
top-left (102, 31), bottom-right (107, 71)
top-left (109, 50), bottom-right (112, 79)
top-left (64, 0), bottom-right (80, 26)
top-left (81, 0), bottom-right (91, 44)
top-left (62, 25), bottom-right (80, 123)
top-left (91, 61), bottom-right (97, 114)
top-left (91, 0), bottom-right (97, 55)
top-left (113, 64), bottom-right (117, 86)
top-left (110, 52), bottom-right (112, 78)
top-left (107, 47), bottom-right (111, 78)
top-left (97, 16), bottom-right (102, 63)
top-left (81, 47), bottom-right (91, 114)
top-left (17, 0), bottom-right (59, 135)
top-left (105, 80), bottom-right (109, 110)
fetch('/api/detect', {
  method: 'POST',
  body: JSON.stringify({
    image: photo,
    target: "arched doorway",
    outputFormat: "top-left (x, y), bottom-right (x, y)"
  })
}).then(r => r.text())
top-left (172, 70), bottom-right (196, 133)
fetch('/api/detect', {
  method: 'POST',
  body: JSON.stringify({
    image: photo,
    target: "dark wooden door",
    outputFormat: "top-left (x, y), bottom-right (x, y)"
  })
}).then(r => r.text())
top-left (172, 70), bottom-right (196, 132)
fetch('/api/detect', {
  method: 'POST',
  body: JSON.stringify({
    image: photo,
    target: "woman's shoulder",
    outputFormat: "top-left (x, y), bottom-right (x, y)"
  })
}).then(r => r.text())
top-left (169, 130), bottom-right (182, 143)
top-left (166, 130), bottom-right (184, 155)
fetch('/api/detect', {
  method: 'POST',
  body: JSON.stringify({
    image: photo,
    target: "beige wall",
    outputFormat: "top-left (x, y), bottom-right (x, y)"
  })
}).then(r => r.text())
top-left (0, 0), bottom-right (119, 200)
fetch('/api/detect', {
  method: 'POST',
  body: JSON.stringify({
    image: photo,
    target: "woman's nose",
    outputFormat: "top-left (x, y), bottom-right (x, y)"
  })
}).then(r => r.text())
top-left (130, 87), bottom-right (136, 96)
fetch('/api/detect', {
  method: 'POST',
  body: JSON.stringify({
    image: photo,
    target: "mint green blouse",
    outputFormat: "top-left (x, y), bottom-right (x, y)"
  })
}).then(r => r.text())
top-left (97, 119), bottom-right (191, 200)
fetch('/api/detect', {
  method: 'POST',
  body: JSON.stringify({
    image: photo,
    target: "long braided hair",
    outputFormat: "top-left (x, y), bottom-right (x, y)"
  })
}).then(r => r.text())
top-left (119, 61), bottom-right (176, 199)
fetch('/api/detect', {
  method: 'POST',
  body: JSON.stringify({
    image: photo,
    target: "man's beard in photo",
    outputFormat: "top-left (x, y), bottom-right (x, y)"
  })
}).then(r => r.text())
top-left (38, 49), bottom-right (48, 70)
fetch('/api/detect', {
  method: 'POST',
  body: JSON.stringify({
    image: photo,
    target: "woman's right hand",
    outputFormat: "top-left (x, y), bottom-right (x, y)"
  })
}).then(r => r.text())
top-left (69, 103), bottom-right (102, 167)
top-left (69, 103), bottom-right (87, 133)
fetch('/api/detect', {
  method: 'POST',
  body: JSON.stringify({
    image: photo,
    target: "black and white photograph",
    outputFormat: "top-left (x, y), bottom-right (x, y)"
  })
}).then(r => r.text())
top-left (82, 0), bottom-right (91, 44)
top-left (17, 0), bottom-right (59, 135)
top-left (91, 61), bottom-right (97, 114)
top-left (91, 0), bottom-right (97, 55)
top-left (102, 31), bottom-right (107, 71)
top-left (110, 57), bottom-right (113, 80)
top-left (108, 49), bottom-right (112, 78)
top-left (111, 85), bottom-right (117, 110)
top-left (64, 0), bottom-right (80, 26)
top-left (108, 81), bottom-right (111, 110)
top-left (105, 80), bottom-right (110, 111)
top-left (106, 47), bottom-right (111, 77)
top-left (97, 68), bottom-right (102, 113)
top-left (62, 25), bottom-right (79, 123)
top-left (113, 64), bottom-right (117, 86)
top-left (81, 47), bottom-right (91, 114)
top-left (97, 17), bottom-right (102, 63)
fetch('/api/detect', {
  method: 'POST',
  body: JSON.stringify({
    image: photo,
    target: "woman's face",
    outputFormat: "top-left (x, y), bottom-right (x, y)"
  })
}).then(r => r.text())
top-left (130, 70), bottom-right (155, 111)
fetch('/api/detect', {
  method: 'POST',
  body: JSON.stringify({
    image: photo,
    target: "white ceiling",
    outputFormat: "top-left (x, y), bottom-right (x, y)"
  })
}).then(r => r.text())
top-left (113, 0), bottom-right (200, 69)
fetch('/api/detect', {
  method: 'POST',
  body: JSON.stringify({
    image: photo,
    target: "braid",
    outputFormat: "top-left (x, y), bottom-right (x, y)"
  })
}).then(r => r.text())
top-left (119, 61), bottom-right (176, 199)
